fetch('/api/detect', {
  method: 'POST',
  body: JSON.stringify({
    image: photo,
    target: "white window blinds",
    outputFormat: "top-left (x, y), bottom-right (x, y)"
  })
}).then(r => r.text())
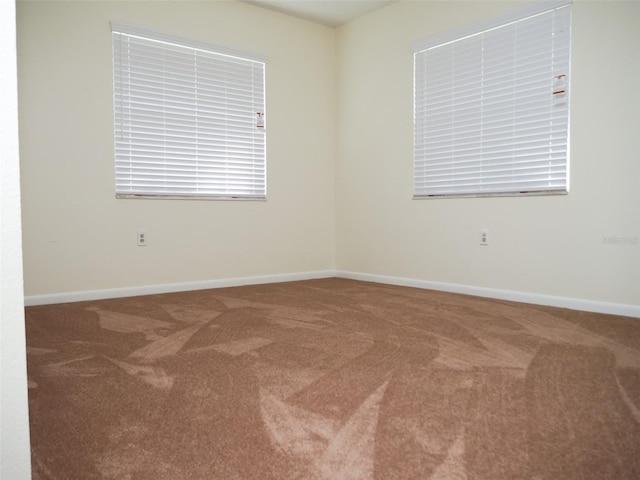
top-left (412, 1), bottom-right (571, 198)
top-left (111, 22), bottom-right (266, 199)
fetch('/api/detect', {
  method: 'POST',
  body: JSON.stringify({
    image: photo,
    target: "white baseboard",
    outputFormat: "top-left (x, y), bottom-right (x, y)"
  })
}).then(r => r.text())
top-left (23, 270), bottom-right (336, 307)
top-left (335, 270), bottom-right (640, 319)
top-left (24, 269), bottom-right (640, 318)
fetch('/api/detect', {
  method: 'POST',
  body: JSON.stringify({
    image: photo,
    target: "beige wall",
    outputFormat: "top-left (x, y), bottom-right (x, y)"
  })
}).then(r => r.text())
top-left (18, 1), bottom-right (336, 296)
top-left (335, 0), bottom-right (640, 307)
top-left (18, 1), bottom-right (640, 309)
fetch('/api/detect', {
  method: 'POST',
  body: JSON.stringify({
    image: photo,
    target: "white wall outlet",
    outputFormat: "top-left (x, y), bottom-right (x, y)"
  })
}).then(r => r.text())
top-left (137, 230), bottom-right (148, 246)
top-left (480, 229), bottom-right (489, 246)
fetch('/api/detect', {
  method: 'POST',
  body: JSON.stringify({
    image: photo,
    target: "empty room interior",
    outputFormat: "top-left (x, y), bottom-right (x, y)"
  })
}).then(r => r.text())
top-left (3, 0), bottom-right (640, 478)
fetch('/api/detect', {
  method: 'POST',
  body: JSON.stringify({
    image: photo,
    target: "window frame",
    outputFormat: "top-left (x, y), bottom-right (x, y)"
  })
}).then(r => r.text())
top-left (111, 22), bottom-right (267, 201)
top-left (411, 0), bottom-right (572, 199)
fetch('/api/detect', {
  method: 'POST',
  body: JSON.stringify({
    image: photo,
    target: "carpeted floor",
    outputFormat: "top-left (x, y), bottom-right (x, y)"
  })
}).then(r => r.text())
top-left (25, 278), bottom-right (640, 479)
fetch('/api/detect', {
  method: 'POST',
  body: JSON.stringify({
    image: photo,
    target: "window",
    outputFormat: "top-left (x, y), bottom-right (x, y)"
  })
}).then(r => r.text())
top-left (111, 22), bottom-right (266, 200)
top-left (412, 1), bottom-right (571, 198)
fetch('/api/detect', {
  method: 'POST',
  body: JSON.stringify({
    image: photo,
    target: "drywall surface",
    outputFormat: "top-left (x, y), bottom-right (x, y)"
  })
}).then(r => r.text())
top-left (18, 1), bottom-right (336, 296)
top-left (1, 0), bottom-right (31, 476)
top-left (18, 0), bottom-right (640, 308)
top-left (335, 0), bottom-right (640, 306)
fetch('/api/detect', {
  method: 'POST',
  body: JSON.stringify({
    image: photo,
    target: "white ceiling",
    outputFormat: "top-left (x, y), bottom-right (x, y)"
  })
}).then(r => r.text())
top-left (241, 0), bottom-right (397, 28)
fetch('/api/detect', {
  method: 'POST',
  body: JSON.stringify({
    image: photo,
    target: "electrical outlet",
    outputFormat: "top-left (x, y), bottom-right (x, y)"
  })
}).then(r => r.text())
top-left (480, 229), bottom-right (489, 246)
top-left (137, 230), bottom-right (148, 246)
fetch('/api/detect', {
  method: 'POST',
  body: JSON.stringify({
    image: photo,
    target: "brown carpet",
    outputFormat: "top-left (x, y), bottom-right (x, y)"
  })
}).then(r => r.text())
top-left (25, 278), bottom-right (640, 479)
